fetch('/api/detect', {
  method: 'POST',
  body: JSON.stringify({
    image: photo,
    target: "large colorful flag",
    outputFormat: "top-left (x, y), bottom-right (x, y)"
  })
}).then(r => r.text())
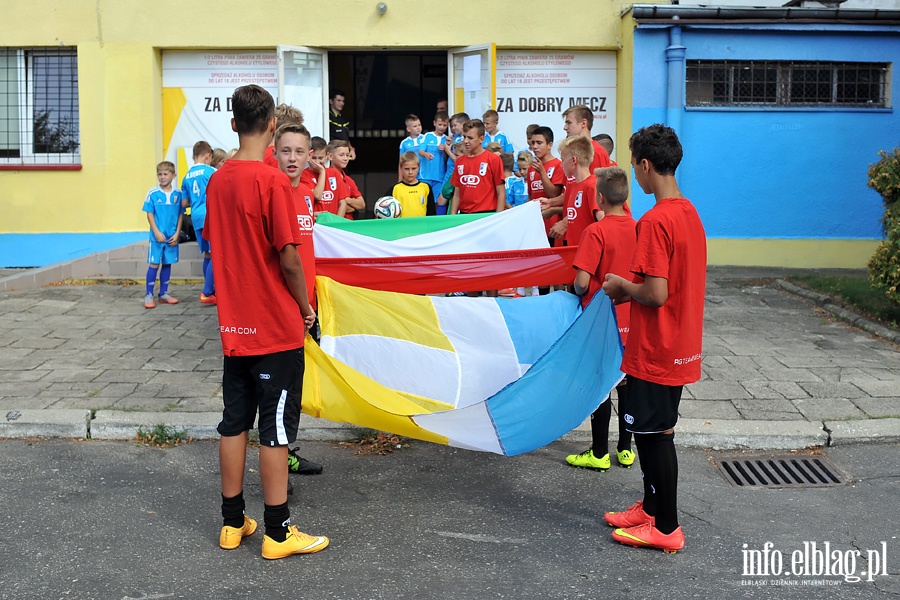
top-left (313, 201), bottom-right (549, 258)
top-left (302, 277), bottom-right (624, 456)
top-left (314, 202), bottom-right (576, 293)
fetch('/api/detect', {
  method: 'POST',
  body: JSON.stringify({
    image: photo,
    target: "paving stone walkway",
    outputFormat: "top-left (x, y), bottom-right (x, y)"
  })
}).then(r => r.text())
top-left (0, 269), bottom-right (898, 443)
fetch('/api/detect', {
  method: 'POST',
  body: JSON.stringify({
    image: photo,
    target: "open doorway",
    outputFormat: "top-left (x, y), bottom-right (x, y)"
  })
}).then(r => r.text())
top-left (328, 51), bottom-right (447, 213)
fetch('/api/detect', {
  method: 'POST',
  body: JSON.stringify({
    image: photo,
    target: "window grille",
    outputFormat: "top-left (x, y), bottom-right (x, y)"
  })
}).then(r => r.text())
top-left (686, 60), bottom-right (890, 108)
top-left (0, 47), bottom-right (80, 165)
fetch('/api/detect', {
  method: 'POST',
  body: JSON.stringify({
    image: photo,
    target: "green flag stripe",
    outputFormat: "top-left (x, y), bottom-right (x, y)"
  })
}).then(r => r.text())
top-left (315, 212), bottom-right (493, 241)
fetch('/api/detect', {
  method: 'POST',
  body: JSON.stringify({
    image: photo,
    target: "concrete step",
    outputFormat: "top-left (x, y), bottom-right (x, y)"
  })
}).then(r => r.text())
top-left (108, 241), bottom-right (206, 278)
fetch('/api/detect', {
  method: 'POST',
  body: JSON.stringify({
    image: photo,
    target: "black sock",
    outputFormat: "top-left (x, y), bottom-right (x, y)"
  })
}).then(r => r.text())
top-left (640, 433), bottom-right (679, 534)
top-left (221, 491), bottom-right (245, 529)
top-left (590, 398), bottom-right (611, 457)
top-left (264, 502), bottom-right (291, 541)
top-left (633, 435), bottom-right (655, 517)
top-left (652, 433), bottom-right (679, 534)
top-left (615, 383), bottom-right (633, 453)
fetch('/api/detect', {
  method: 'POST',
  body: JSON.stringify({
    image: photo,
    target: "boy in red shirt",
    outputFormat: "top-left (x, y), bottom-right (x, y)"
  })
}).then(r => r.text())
top-left (274, 122), bottom-right (326, 479)
top-left (297, 137), bottom-right (329, 218)
top-left (263, 103), bottom-right (304, 169)
top-left (566, 166), bottom-right (636, 471)
top-left (550, 135), bottom-right (601, 246)
top-left (449, 119), bottom-right (506, 215)
top-left (562, 104), bottom-right (612, 173)
top-left (326, 139), bottom-right (365, 219)
top-left (527, 126), bottom-right (567, 244)
top-left (601, 124), bottom-right (707, 554)
top-left (204, 84), bottom-right (328, 560)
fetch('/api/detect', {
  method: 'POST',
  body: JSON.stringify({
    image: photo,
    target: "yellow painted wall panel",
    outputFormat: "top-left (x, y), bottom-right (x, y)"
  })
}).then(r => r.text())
top-left (2, 42), bottom-right (157, 233)
top-left (5, 1), bottom-right (624, 48)
top-left (708, 239), bottom-right (880, 269)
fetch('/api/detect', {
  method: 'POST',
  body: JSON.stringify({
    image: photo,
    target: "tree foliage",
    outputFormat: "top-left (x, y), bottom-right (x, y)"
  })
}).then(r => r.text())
top-left (868, 148), bottom-right (900, 304)
top-left (33, 110), bottom-right (79, 154)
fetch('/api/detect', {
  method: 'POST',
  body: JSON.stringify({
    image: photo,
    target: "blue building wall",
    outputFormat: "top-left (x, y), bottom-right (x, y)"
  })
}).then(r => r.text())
top-left (632, 24), bottom-right (899, 243)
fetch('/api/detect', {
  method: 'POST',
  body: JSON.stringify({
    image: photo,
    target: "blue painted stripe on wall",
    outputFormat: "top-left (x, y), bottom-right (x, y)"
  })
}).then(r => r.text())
top-left (0, 232), bottom-right (145, 268)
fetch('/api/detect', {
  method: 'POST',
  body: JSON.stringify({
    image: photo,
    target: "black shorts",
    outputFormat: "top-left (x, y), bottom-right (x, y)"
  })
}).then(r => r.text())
top-left (621, 376), bottom-right (682, 434)
top-left (218, 347), bottom-right (304, 447)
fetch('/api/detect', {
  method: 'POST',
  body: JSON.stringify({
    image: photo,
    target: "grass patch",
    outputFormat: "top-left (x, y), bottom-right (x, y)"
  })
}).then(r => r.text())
top-left (790, 275), bottom-right (900, 329)
top-left (135, 424), bottom-right (191, 447)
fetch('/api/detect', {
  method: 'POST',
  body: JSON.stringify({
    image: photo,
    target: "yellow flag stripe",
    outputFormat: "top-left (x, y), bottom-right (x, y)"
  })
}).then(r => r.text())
top-left (302, 337), bottom-right (451, 445)
top-left (316, 277), bottom-right (453, 352)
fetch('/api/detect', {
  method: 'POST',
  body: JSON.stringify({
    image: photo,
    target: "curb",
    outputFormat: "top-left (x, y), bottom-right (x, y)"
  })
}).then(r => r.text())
top-left (775, 279), bottom-right (900, 345)
top-left (2, 410), bottom-right (898, 451)
top-left (1, 409), bottom-right (91, 438)
top-left (566, 418), bottom-right (827, 450)
top-left (825, 418), bottom-right (900, 446)
top-left (89, 411), bottom-right (368, 442)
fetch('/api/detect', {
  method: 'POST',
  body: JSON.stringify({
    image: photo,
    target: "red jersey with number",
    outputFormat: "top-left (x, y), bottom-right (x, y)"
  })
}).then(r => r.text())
top-left (573, 215), bottom-right (637, 345)
top-left (312, 167), bottom-right (349, 215)
top-left (622, 197), bottom-right (707, 386)
top-left (204, 160), bottom-right (305, 356)
top-left (289, 182), bottom-right (317, 311)
top-left (451, 151), bottom-right (504, 213)
top-left (564, 175), bottom-right (599, 247)
top-left (527, 157), bottom-right (566, 238)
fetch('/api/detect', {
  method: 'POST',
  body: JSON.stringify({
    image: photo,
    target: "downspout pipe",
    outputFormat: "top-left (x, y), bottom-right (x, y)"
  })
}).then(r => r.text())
top-left (666, 21), bottom-right (686, 135)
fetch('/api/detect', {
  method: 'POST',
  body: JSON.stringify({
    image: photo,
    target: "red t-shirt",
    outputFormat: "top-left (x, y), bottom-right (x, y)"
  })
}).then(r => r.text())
top-left (204, 160), bottom-right (305, 356)
top-left (622, 197), bottom-right (707, 386)
top-left (289, 182), bottom-right (317, 311)
top-left (338, 169), bottom-right (360, 220)
top-left (314, 167), bottom-right (350, 215)
top-left (564, 175), bottom-right (600, 247)
top-left (263, 145), bottom-right (278, 169)
top-left (590, 140), bottom-right (612, 172)
top-left (527, 157), bottom-right (566, 237)
top-left (573, 215), bottom-right (637, 345)
top-left (451, 151), bottom-right (504, 213)
top-left (299, 167), bottom-right (318, 189)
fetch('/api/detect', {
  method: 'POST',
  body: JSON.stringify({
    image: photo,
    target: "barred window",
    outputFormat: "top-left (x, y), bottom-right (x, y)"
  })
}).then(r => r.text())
top-left (0, 47), bottom-right (80, 165)
top-left (686, 60), bottom-right (890, 108)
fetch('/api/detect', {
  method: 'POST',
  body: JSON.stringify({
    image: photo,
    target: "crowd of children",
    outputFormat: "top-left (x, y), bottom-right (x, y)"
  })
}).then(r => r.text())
top-left (139, 90), bottom-right (705, 558)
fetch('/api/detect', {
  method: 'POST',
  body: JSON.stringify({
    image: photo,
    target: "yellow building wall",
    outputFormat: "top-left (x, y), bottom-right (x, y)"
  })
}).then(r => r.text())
top-left (2, 0), bottom-right (627, 237)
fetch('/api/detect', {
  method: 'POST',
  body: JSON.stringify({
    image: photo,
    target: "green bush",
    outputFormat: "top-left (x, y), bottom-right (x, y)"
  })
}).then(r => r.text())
top-left (868, 148), bottom-right (900, 304)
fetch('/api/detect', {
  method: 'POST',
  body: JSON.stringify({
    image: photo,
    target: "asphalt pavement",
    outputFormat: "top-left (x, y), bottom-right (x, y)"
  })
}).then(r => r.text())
top-left (0, 438), bottom-right (896, 598)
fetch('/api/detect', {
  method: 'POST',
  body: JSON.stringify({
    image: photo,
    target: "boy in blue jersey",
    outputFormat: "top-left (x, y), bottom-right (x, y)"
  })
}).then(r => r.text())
top-left (437, 113), bottom-right (469, 215)
top-left (482, 109), bottom-right (513, 154)
top-left (398, 114), bottom-right (425, 178)
top-left (502, 153), bottom-right (528, 209)
top-left (181, 141), bottom-right (217, 304)
top-left (419, 111), bottom-right (449, 204)
top-left (142, 161), bottom-right (184, 309)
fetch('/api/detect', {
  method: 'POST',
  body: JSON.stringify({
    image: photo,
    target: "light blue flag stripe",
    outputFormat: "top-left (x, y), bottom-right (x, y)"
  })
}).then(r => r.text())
top-left (486, 292), bottom-right (625, 457)
top-left (494, 291), bottom-right (583, 368)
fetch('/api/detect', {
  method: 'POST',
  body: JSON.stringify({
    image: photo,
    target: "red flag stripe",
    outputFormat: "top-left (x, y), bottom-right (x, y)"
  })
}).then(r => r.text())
top-left (316, 247), bottom-right (577, 295)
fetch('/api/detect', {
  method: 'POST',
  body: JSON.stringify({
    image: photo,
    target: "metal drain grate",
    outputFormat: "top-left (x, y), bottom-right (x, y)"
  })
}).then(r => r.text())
top-left (714, 455), bottom-right (848, 488)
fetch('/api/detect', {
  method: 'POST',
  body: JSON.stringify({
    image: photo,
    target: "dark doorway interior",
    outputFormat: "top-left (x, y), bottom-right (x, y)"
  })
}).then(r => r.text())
top-left (329, 51), bottom-right (447, 216)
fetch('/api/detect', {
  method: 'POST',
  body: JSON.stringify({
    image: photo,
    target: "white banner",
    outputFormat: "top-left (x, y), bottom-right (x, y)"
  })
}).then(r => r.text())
top-left (495, 51), bottom-right (617, 159)
top-left (162, 50), bottom-right (277, 175)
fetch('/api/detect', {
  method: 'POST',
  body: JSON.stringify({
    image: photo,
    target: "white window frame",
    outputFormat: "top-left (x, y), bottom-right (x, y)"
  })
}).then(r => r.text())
top-left (277, 45), bottom-right (329, 140)
top-left (448, 44), bottom-right (496, 117)
top-left (0, 48), bottom-right (81, 166)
